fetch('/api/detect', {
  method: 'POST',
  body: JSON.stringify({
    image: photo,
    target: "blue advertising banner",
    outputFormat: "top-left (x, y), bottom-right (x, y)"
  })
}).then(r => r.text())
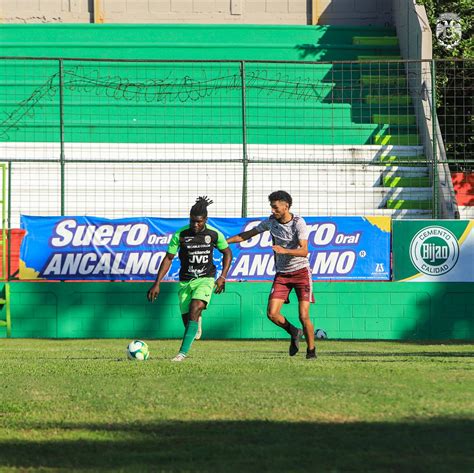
top-left (20, 215), bottom-right (391, 281)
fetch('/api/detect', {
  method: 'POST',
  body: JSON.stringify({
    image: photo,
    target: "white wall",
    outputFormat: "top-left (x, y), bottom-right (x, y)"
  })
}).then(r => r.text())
top-left (0, 0), bottom-right (91, 23)
top-left (314, 0), bottom-right (392, 26)
top-left (1, 0), bottom-right (311, 24)
top-left (1, 0), bottom-right (395, 25)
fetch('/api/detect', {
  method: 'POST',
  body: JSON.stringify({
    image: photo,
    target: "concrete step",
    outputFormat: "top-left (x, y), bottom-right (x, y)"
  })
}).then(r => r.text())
top-left (366, 95), bottom-right (411, 105)
top-left (382, 167), bottom-right (429, 176)
top-left (364, 209), bottom-right (432, 218)
top-left (458, 206), bottom-right (474, 219)
top-left (374, 134), bottom-right (420, 146)
top-left (249, 166), bottom-right (430, 188)
top-left (377, 155), bottom-right (426, 166)
top-left (386, 199), bottom-right (432, 210)
top-left (249, 195), bottom-right (433, 213)
top-left (357, 55), bottom-right (402, 61)
top-left (383, 176), bottom-right (430, 187)
top-left (246, 188), bottom-right (433, 204)
top-left (250, 164), bottom-right (428, 174)
top-left (372, 114), bottom-right (416, 125)
top-left (2, 142), bottom-right (427, 165)
top-left (353, 36), bottom-right (399, 46)
top-left (360, 75), bottom-right (406, 86)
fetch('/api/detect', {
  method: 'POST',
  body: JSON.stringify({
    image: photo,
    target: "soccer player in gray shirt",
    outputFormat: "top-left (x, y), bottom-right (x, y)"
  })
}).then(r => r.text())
top-left (227, 190), bottom-right (316, 359)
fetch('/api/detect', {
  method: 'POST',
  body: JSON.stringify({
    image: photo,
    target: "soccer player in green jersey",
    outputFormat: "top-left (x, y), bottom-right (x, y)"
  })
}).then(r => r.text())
top-left (147, 196), bottom-right (232, 361)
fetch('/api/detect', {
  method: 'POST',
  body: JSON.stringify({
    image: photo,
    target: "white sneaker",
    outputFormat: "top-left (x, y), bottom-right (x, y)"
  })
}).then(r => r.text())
top-left (195, 316), bottom-right (203, 340)
top-left (171, 353), bottom-right (186, 362)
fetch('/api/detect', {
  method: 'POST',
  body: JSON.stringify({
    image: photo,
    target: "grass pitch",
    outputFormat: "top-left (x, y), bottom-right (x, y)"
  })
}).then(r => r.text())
top-left (0, 339), bottom-right (473, 473)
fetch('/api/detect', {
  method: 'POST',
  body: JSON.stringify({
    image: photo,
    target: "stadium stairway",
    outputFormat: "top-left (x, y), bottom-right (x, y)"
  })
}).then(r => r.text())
top-left (1, 25), bottom-right (439, 219)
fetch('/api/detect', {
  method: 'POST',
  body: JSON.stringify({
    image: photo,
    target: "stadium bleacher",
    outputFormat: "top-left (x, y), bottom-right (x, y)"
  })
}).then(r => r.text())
top-left (1, 24), bottom-right (435, 219)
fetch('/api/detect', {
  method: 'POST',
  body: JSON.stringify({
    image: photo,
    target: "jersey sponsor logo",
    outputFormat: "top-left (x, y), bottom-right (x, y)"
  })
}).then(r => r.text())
top-left (189, 254), bottom-right (209, 264)
top-left (188, 266), bottom-right (207, 278)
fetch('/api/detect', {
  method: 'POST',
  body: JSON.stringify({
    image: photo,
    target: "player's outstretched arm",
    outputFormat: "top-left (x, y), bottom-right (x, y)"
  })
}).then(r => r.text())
top-left (227, 228), bottom-right (260, 244)
top-left (215, 247), bottom-right (232, 294)
top-left (272, 239), bottom-right (309, 257)
top-left (147, 252), bottom-right (175, 302)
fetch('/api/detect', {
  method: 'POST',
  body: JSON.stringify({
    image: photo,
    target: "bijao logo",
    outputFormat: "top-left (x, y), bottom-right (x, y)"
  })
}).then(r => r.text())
top-left (409, 226), bottom-right (459, 276)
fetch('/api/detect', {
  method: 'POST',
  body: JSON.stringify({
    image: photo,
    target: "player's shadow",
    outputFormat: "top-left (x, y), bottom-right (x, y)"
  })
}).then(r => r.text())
top-left (0, 418), bottom-right (471, 472)
top-left (62, 282), bottom-right (180, 339)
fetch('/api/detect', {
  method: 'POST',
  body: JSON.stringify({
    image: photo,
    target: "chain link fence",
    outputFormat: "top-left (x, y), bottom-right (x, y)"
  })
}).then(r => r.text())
top-left (0, 57), bottom-right (470, 228)
top-left (435, 59), bottom-right (473, 174)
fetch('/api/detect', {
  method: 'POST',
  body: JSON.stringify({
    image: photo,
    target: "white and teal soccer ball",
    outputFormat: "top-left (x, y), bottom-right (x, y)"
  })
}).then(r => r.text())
top-left (315, 329), bottom-right (328, 339)
top-left (126, 340), bottom-right (150, 361)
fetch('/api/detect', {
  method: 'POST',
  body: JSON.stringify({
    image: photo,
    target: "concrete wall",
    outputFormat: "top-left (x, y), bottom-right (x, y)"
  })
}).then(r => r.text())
top-left (96, 0), bottom-right (311, 25)
top-left (314, 0), bottom-right (392, 26)
top-left (1, 0), bottom-right (311, 24)
top-left (392, 0), bottom-right (432, 61)
top-left (3, 281), bottom-right (474, 339)
top-left (0, 0), bottom-right (92, 23)
top-left (1, 0), bottom-right (394, 26)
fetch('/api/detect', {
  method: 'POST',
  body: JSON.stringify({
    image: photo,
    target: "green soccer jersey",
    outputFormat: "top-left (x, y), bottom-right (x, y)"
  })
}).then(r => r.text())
top-left (167, 224), bottom-right (228, 281)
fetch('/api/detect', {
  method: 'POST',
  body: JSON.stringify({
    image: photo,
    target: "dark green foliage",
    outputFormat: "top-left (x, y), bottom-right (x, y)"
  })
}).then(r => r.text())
top-left (418, 0), bottom-right (473, 58)
top-left (418, 0), bottom-right (473, 172)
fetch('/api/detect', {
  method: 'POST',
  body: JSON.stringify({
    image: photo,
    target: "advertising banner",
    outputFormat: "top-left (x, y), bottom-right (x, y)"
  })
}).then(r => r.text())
top-left (393, 220), bottom-right (474, 282)
top-left (20, 215), bottom-right (391, 281)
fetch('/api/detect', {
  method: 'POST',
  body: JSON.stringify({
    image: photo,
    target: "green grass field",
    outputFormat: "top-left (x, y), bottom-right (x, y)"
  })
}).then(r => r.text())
top-left (0, 339), bottom-right (473, 473)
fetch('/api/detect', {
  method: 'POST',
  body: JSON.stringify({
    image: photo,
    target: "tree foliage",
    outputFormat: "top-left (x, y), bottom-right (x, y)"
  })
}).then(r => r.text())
top-left (417, 0), bottom-right (473, 172)
top-left (418, 0), bottom-right (473, 58)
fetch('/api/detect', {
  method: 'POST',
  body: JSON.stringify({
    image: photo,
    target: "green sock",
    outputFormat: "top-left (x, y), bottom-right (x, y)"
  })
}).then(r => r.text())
top-left (178, 320), bottom-right (199, 355)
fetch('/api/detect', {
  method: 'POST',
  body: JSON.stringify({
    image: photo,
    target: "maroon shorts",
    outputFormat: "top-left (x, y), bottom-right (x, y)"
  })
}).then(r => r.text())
top-left (269, 267), bottom-right (315, 304)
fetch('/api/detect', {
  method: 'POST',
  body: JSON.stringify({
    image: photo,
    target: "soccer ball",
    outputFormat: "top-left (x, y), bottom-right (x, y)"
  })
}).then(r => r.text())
top-left (315, 329), bottom-right (328, 339)
top-left (126, 340), bottom-right (149, 361)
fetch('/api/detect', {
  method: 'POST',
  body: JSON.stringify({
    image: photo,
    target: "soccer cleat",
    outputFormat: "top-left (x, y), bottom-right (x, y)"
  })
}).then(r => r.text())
top-left (195, 316), bottom-right (202, 340)
top-left (289, 329), bottom-right (303, 356)
top-left (306, 347), bottom-right (317, 360)
top-left (171, 353), bottom-right (187, 362)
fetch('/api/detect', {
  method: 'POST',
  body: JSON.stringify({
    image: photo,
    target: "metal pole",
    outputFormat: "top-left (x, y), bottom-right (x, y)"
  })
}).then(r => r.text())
top-left (59, 60), bottom-right (66, 216)
top-left (7, 162), bottom-right (11, 280)
top-left (1, 166), bottom-right (5, 282)
top-left (240, 61), bottom-right (248, 218)
top-left (5, 283), bottom-right (10, 338)
top-left (93, 0), bottom-right (105, 23)
top-left (312, 0), bottom-right (319, 25)
top-left (431, 59), bottom-right (438, 219)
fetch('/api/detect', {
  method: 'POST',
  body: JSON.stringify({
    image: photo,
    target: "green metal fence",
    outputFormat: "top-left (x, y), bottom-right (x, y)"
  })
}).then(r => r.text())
top-left (0, 164), bottom-right (11, 335)
top-left (0, 57), bottom-right (470, 242)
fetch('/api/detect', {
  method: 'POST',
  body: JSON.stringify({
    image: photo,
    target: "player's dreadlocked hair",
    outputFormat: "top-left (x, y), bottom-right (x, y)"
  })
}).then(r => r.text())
top-left (190, 196), bottom-right (214, 217)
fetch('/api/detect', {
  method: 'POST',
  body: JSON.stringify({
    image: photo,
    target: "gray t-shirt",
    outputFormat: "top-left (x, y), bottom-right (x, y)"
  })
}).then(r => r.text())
top-left (255, 215), bottom-right (310, 273)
